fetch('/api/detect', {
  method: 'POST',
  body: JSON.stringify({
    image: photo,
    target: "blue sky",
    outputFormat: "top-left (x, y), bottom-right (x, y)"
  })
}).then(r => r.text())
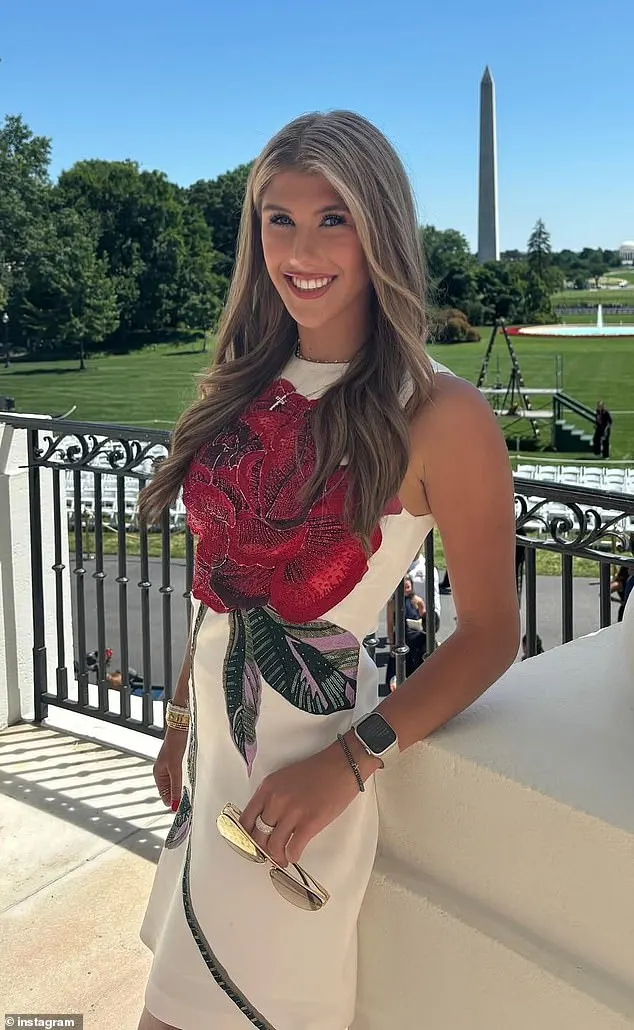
top-left (3, 0), bottom-right (633, 251)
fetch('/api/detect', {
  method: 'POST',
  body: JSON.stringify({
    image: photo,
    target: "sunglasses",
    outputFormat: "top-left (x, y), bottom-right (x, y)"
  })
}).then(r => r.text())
top-left (217, 803), bottom-right (329, 912)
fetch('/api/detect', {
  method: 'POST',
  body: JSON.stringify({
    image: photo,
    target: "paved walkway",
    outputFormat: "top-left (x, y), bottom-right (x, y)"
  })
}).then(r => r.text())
top-left (0, 721), bottom-right (166, 1030)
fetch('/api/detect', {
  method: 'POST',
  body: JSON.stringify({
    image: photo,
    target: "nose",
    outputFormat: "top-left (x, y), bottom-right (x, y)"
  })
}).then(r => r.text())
top-left (288, 225), bottom-right (321, 269)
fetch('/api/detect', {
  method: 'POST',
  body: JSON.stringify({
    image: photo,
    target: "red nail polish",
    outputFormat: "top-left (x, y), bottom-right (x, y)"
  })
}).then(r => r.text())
top-left (171, 800), bottom-right (179, 812)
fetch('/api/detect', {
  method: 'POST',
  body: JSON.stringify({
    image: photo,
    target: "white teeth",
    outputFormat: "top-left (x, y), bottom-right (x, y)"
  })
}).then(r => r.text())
top-left (290, 276), bottom-right (333, 291)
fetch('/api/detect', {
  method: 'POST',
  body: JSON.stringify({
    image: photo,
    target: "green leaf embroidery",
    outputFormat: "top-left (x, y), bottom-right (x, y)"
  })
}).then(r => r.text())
top-left (223, 610), bottom-right (261, 772)
top-left (222, 607), bottom-right (360, 771)
top-left (248, 607), bottom-right (358, 715)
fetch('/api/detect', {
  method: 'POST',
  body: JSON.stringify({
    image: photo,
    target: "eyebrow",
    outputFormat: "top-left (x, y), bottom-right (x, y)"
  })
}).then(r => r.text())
top-left (261, 202), bottom-right (349, 214)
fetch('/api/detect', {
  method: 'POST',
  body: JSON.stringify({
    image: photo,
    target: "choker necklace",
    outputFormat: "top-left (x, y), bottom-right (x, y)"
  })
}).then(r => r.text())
top-left (295, 338), bottom-right (349, 364)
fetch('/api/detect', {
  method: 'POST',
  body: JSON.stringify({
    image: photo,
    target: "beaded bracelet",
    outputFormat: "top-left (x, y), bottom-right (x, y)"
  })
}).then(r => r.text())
top-left (166, 700), bottom-right (190, 731)
top-left (336, 733), bottom-right (365, 793)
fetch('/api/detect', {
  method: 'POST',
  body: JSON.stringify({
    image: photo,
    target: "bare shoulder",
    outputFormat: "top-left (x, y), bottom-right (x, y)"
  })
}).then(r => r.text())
top-left (410, 372), bottom-right (503, 474)
top-left (408, 371), bottom-right (519, 646)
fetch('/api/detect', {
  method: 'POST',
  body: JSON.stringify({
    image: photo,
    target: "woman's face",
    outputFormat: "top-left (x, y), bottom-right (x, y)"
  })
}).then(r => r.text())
top-left (260, 170), bottom-right (371, 333)
top-left (404, 577), bottom-right (413, 596)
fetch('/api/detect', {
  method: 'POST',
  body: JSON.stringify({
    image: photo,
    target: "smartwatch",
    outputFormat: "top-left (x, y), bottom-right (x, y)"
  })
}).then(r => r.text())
top-left (353, 711), bottom-right (399, 768)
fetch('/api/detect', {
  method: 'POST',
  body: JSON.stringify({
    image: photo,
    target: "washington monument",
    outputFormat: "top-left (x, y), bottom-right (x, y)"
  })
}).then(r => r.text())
top-left (478, 66), bottom-right (499, 262)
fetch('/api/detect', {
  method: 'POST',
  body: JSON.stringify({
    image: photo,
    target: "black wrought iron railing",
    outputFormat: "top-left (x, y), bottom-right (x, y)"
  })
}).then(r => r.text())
top-left (2, 414), bottom-right (184, 738)
top-left (1, 413), bottom-right (633, 736)
top-left (513, 475), bottom-right (634, 648)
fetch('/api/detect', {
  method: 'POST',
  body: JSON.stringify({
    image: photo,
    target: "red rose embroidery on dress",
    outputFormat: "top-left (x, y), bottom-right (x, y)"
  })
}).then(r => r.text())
top-left (182, 378), bottom-right (402, 622)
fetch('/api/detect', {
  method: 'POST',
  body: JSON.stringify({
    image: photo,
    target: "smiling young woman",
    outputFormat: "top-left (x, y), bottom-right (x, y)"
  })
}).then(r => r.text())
top-left (135, 110), bottom-right (520, 1030)
top-left (260, 171), bottom-right (373, 361)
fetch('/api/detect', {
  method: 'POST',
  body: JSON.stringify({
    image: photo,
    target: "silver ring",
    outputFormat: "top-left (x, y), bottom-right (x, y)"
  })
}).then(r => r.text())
top-left (255, 814), bottom-right (276, 836)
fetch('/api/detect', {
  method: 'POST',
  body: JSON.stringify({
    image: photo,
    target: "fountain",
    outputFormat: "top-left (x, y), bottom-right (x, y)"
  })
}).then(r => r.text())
top-left (509, 302), bottom-right (634, 338)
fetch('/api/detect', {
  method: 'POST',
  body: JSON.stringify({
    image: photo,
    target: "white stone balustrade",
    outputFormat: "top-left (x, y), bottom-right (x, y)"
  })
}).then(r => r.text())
top-left (353, 603), bottom-right (634, 1029)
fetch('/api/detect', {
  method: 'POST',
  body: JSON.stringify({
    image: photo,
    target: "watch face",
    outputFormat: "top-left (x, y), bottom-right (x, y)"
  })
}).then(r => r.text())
top-left (358, 713), bottom-right (397, 754)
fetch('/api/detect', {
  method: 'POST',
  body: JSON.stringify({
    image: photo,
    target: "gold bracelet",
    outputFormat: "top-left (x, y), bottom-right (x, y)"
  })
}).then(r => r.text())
top-left (166, 711), bottom-right (190, 731)
top-left (166, 700), bottom-right (190, 731)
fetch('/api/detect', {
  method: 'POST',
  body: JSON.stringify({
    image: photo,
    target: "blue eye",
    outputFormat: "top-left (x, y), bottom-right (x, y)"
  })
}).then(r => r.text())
top-left (267, 211), bottom-right (347, 227)
top-left (322, 213), bottom-right (347, 227)
top-left (269, 213), bottom-right (293, 226)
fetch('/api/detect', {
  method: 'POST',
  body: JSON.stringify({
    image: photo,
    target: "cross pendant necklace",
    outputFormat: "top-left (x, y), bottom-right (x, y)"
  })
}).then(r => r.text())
top-left (269, 389), bottom-right (294, 411)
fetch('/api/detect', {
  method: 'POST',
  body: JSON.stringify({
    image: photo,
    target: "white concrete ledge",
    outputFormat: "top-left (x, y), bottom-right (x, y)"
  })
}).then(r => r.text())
top-left (354, 605), bottom-right (634, 1029)
top-left (355, 863), bottom-right (634, 1030)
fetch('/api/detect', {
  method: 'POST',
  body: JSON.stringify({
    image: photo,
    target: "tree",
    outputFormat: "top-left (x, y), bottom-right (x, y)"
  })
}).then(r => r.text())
top-left (551, 248), bottom-right (577, 271)
top-left (188, 163), bottom-right (252, 276)
top-left (439, 263), bottom-right (477, 306)
top-left (56, 160), bottom-right (226, 338)
top-left (588, 254), bottom-right (607, 288)
top-left (420, 226), bottom-right (473, 279)
top-left (57, 161), bottom-right (176, 332)
top-left (0, 115), bottom-right (52, 317)
top-left (522, 269), bottom-right (555, 324)
top-left (170, 206), bottom-right (225, 339)
top-left (501, 249), bottom-right (524, 262)
top-left (419, 226), bottom-right (477, 311)
top-left (476, 260), bottom-right (526, 322)
top-left (527, 219), bottom-right (552, 276)
top-left (571, 270), bottom-right (589, 290)
top-left (19, 208), bottom-right (119, 365)
top-left (544, 265), bottom-right (565, 292)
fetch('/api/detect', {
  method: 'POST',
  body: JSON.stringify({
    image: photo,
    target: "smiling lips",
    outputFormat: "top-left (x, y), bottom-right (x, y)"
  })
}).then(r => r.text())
top-left (284, 273), bottom-right (336, 299)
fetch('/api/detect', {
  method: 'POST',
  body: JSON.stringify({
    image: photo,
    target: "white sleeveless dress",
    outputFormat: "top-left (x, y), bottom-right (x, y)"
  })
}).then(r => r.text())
top-left (139, 355), bottom-right (435, 1029)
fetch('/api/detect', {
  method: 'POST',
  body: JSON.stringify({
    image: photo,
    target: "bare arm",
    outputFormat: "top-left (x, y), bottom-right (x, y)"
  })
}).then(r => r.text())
top-left (170, 623), bottom-right (192, 708)
top-left (354, 376), bottom-right (520, 766)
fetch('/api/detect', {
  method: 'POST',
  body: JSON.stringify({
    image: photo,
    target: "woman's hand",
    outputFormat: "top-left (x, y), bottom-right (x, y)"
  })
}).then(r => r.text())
top-left (241, 734), bottom-right (379, 868)
top-left (153, 728), bottom-right (188, 812)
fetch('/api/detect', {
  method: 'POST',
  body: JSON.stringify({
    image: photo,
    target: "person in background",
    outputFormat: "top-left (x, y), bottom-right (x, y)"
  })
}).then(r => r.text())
top-left (385, 575), bottom-right (428, 686)
top-left (611, 536), bottom-right (634, 622)
top-left (593, 401), bottom-right (612, 459)
top-left (407, 552), bottom-right (441, 633)
top-left (611, 564), bottom-right (630, 623)
top-left (521, 633), bottom-right (544, 660)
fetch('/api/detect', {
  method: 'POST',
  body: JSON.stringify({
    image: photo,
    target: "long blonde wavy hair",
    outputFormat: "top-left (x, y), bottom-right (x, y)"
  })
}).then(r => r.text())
top-left (137, 110), bottom-right (434, 550)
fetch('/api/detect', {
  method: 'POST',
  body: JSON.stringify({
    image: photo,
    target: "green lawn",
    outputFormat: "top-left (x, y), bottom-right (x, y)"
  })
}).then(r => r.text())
top-left (0, 340), bottom-right (210, 428)
top-left (2, 328), bottom-right (634, 460)
top-left (553, 287), bottom-right (634, 305)
top-left (430, 331), bottom-right (634, 461)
